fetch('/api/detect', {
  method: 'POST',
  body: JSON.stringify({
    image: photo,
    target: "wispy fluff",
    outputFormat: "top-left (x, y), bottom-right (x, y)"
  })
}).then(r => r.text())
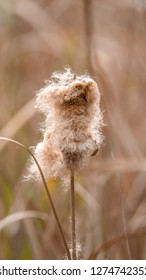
top-left (30, 68), bottom-right (103, 182)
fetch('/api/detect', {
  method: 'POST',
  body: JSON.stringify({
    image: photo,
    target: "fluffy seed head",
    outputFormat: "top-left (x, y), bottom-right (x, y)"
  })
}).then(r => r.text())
top-left (30, 68), bottom-right (103, 182)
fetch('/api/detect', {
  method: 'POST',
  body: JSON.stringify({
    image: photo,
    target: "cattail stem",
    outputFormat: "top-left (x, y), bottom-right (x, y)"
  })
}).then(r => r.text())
top-left (70, 169), bottom-right (77, 260)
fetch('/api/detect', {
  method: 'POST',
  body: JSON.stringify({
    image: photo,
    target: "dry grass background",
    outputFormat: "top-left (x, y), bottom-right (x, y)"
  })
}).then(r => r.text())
top-left (0, 0), bottom-right (146, 260)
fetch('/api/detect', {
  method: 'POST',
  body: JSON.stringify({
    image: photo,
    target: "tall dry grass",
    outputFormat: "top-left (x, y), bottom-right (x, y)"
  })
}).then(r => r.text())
top-left (0, 0), bottom-right (146, 259)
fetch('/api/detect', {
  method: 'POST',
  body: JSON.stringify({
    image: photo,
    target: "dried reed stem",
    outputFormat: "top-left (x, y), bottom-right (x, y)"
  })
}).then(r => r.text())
top-left (84, 0), bottom-right (93, 74)
top-left (70, 169), bottom-right (77, 260)
top-left (119, 176), bottom-right (132, 260)
top-left (0, 137), bottom-right (71, 260)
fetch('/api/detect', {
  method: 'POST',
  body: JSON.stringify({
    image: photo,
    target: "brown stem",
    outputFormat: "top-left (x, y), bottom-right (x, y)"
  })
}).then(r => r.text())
top-left (119, 175), bottom-right (131, 260)
top-left (84, 0), bottom-right (93, 74)
top-left (0, 137), bottom-right (71, 260)
top-left (70, 169), bottom-right (77, 260)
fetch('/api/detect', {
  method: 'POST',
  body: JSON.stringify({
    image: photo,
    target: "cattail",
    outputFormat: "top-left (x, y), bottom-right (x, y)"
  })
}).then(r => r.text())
top-left (30, 68), bottom-right (103, 182)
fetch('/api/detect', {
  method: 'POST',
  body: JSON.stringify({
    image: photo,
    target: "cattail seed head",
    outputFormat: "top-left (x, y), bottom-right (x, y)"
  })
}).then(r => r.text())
top-left (30, 68), bottom-right (103, 182)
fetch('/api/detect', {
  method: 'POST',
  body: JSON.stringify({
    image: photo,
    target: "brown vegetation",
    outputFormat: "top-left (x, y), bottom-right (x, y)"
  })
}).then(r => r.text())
top-left (0, 0), bottom-right (146, 259)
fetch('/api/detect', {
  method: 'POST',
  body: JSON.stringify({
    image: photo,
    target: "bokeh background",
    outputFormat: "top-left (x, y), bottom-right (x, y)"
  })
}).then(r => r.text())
top-left (0, 0), bottom-right (146, 260)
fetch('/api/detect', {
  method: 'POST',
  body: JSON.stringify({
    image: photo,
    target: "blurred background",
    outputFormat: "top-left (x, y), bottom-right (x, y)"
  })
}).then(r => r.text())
top-left (0, 0), bottom-right (146, 260)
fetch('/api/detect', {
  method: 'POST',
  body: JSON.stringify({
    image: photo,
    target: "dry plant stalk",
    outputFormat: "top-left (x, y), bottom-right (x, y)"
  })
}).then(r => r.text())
top-left (30, 67), bottom-right (103, 259)
top-left (0, 136), bottom-right (71, 259)
top-left (70, 169), bottom-right (76, 259)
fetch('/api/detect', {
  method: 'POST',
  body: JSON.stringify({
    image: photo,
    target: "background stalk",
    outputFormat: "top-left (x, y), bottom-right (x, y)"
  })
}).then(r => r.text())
top-left (0, 137), bottom-right (71, 260)
top-left (84, 0), bottom-right (93, 74)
